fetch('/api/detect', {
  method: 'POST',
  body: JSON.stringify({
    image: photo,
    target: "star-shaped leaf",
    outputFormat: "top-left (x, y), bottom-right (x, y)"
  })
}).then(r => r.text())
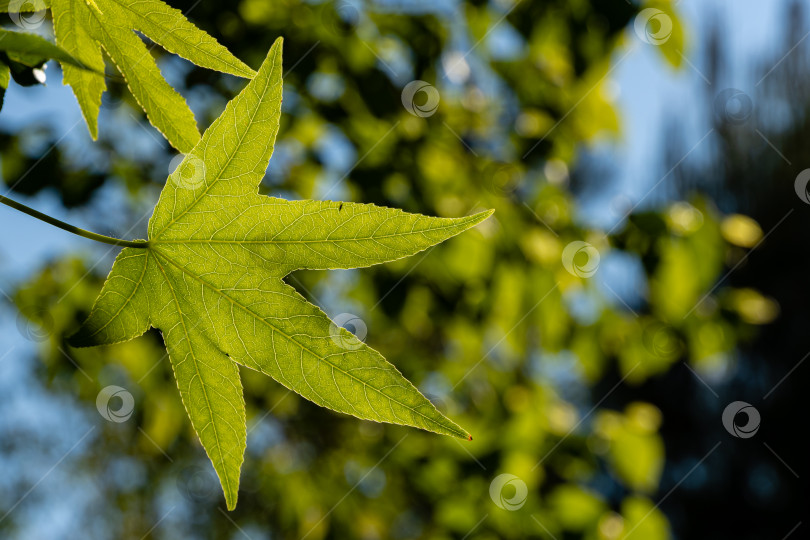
top-left (49, 0), bottom-right (255, 149)
top-left (69, 38), bottom-right (492, 510)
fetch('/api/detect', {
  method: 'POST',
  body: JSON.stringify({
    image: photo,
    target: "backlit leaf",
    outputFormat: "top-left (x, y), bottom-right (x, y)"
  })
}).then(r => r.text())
top-left (51, 0), bottom-right (106, 139)
top-left (70, 38), bottom-right (492, 510)
top-left (97, 0), bottom-right (255, 79)
top-left (0, 27), bottom-right (97, 70)
top-left (49, 0), bottom-right (253, 149)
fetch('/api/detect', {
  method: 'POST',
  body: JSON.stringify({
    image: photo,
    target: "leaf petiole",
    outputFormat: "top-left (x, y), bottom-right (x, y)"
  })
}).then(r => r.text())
top-left (0, 194), bottom-right (148, 249)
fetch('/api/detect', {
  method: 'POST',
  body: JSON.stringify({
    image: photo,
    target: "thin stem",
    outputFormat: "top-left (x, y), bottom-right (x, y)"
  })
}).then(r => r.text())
top-left (0, 195), bottom-right (148, 249)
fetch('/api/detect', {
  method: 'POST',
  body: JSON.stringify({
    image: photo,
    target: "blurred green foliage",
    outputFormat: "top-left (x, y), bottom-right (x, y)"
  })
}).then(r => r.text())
top-left (2, 0), bottom-right (779, 538)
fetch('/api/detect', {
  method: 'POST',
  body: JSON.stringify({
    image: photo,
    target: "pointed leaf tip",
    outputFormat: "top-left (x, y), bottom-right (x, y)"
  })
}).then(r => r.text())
top-left (472, 209), bottom-right (495, 224)
top-left (225, 492), bottom-right (237, 511)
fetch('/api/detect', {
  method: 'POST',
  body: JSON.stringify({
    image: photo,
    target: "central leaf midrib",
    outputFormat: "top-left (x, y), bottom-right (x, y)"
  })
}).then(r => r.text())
top-left (150, 221), bottom-right (469, 245)
top-left (58, 0), bottom-right (88, 54)
top-left (149, 50), bottom-right (279, 240)
top-left (150, 251), bottom-right (235, 497)
top-left (152, 248), bottom-right (464, 438)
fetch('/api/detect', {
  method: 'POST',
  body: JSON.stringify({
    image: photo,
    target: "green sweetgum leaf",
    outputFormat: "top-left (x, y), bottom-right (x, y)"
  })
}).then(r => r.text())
top-left (51, 0), bottom-right (106, 139)
top-left (50, 0), bottom-right (255, 150)
top-left (0, 60), bottom-right (8, 110)
top-left (69, 38), bottom-right (492, 510)
top-left (0, 28), bottom-right (98, 71)
top-left (0, 60), bottom-right (9, 89)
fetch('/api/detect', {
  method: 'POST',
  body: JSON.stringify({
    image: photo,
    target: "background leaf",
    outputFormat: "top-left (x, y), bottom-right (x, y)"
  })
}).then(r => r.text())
top-left (48, 0), bottom-right (251, 148)
top-left (98, 0), bottom-right (255, 78)
top-left (0, 27), bottom-right (98, 70)
top-left (84, 9), bottom-right (201, 152)
top-left (51, 0), bottom-right (107, 139)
